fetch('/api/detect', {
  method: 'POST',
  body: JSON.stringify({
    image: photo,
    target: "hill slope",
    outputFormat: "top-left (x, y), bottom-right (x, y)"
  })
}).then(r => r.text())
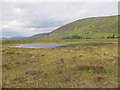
top-left (42, 15), bottom-right (118, 39)
top-left (25, 33), bottom-right (49, 40)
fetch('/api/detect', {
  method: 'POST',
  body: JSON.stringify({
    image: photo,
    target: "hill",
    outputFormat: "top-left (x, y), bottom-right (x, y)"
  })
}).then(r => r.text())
top-left (42, 15), bottom-right (118, 39)
top-left (0, 36), bottom-right (26, 40)
top-left (25, 33), bottom-right (49, 40)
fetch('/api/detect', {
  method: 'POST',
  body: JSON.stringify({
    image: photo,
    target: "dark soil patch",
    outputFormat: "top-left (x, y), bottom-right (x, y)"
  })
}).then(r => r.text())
top-left (13, 77), bottom-right (27, 84)
top-left (77, 64), bottom-right (104, 72)
top-left (25, 70), bottom-right (42, 76)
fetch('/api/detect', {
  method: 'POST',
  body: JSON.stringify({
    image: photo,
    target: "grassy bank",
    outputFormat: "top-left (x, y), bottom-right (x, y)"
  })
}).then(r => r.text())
top-left (1, 39), bottom-right (118, 47)
top-left (2, 39), bottom-right (118, 88)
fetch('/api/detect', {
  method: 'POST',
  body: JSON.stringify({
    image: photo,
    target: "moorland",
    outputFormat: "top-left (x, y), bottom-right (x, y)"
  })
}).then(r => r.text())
top-left (1, 15), bottom-right (119, 88)
top-left (1, 39), bottom-right (118, 88)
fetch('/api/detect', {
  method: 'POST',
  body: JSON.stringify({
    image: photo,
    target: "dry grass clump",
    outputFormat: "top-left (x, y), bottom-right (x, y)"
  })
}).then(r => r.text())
top-left (13, 77), bottom-right (28, 84)
top-left (58, 72), bottom-right (72, 82)
top-left (25, 70), bottom-right (42, 76)
top-left (3, 51), bottom-right (15, 54)
top-left (94, 75), bottom-right (107, 82)
top-left (54, 58), bottom-right (65, 65)
top-left (77, 64), bottom-right (104, 72)
top-left (2, 63), bottom-right (15, 70)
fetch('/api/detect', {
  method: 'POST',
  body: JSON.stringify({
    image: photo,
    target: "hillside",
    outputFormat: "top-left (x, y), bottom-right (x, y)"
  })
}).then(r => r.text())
top-left (25, 33), bottom-right (49, 40)
top-left (42, 15), bottom-right (118, 39)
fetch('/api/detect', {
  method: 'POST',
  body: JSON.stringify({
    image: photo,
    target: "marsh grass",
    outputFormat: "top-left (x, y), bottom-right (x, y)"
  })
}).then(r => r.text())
top-left (2, 39), bottom-right (118, 88)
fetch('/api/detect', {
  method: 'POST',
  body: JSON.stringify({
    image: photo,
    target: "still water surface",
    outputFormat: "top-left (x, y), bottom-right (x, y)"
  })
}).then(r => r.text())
top-left (11, 43), bottom-right (111, 48)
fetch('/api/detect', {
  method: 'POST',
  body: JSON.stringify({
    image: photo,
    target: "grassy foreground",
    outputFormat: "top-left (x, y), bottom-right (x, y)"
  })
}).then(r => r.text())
top-left (2, 39), bottom-right (118, 88)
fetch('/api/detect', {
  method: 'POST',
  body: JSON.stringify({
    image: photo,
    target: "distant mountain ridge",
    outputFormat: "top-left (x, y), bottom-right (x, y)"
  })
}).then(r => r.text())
top-left (1, 33), bottom-right (49, 40)
top-left (42, 15), bottom-right (118, 39)
top-left (0, 37), bottom-right (9, 40)
top-left (0, 36), bottom-right (26, 40)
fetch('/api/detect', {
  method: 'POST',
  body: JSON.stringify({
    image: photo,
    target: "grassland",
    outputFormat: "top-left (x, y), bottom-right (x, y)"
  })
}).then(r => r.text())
top-left (1, 39), bottom-right (118, 88)
top-left (43, 15), bottom-right (118, 39)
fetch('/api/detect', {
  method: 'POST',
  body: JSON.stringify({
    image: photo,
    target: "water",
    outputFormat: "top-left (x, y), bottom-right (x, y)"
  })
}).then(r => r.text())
top-left (11, 43), bottom-right (72, 48)
top-left (10, 43), bottom-right (112, 48)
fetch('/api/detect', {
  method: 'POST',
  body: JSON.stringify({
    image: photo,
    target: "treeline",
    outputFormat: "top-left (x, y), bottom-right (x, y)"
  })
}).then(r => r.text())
top-left (63, 36), bottom-right (91, 39)
top-left (63, 36), bottom-right (83, 39)
top-left (63, 35), bottom-right (120, 39)
top-left (107, 34), bottom-right (120, 38)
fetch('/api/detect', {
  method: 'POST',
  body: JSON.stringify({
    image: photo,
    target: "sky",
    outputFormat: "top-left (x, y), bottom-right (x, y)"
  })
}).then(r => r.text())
top-left (0, 0), bottom-right (119, 37)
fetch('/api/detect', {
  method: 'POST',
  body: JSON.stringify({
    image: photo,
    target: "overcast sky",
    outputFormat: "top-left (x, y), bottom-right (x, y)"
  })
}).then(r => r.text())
top-left (0, 0), bottom-right (119, 37)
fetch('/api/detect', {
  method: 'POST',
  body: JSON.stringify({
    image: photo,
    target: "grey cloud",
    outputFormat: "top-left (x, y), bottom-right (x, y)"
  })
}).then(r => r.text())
top-left (2, 29), bottom-right (23, 37)
top-left (24, 20), bottom-right (65, 28)
top-left (2, 2), bottom-right (118, 37)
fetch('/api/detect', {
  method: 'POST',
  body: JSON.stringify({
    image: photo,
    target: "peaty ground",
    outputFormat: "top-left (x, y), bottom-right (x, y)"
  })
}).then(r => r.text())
top-left (1, 39), bottom-right (118, 88)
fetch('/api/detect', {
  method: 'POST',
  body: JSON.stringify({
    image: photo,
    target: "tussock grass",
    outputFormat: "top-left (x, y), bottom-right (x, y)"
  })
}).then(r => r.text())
top-left (2, 39), bottom-right (118, 88)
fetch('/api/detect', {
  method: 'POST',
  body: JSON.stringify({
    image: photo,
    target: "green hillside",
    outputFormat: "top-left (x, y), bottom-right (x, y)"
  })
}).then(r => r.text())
top-left (24, 33), bottom-right (49, 40)
top-left (42, 15), bottom-right (118, 39)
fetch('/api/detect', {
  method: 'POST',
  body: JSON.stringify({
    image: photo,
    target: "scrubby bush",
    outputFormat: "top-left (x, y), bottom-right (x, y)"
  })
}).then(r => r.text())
top-left (107, 34), bottom-right (116, 38)
top-left (85, 37), bottom-right (91, 39)
top-left (63, 35), bottom-right (83, 39)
